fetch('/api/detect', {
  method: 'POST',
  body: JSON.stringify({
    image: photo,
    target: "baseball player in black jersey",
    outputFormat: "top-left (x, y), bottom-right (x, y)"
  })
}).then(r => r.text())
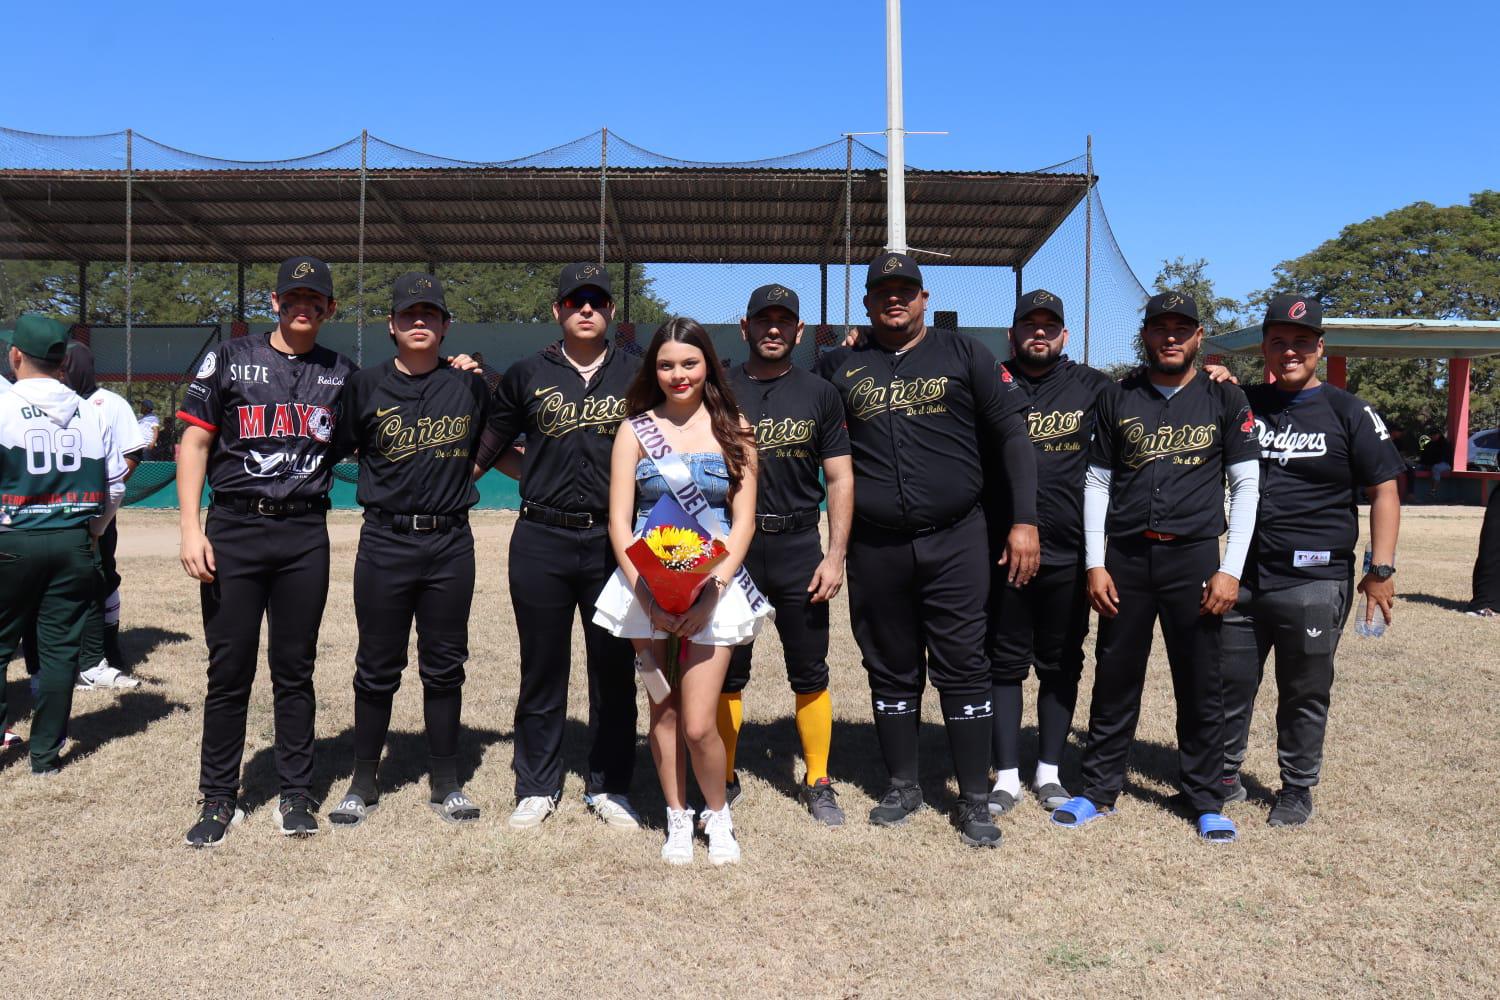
top-left (983, 290), bottom-right (1116, 817)
top-left (484, 263), bottom-right (642, 831)
top-left (1055, 291), bottom-right (1260, 843)
top-left (719, 284), bottom-right (853, 826)
top-left (816, 252), bottom-right (1040, 848)
top-left (325, 274), bottom-right (492, 829)
top-left (1221, 294), bottom-right (1404, 827)
top-left (177, 256), bottom-right (355, 846)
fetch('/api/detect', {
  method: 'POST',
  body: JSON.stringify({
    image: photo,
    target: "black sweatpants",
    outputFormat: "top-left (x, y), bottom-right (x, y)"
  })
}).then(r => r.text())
top-left (847, 507), bottom-right (994, 799)
top-left (988, 557), bottom-right (1090, 770)
top-left (1469, 485), bottom-right (1500, 613)
top-left (352, 518), bottom-right (475, 763)
top-left (1079, 535), bottom-right (1225, 814)
top-left (1222, 578), bottom-right (1350, 789)
top-left (509, 518), bottom-right (637, 800)
top-left (198, 507), bottom-right (329, 801)
top-left (725, 526), bottom-right (830, 695)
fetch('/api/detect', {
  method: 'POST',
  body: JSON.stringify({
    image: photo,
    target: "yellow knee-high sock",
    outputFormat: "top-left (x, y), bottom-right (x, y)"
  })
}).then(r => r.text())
top-left (795, 689), bottom-right (833, 785)
top-left (717, 692), bottom-right (743, 782)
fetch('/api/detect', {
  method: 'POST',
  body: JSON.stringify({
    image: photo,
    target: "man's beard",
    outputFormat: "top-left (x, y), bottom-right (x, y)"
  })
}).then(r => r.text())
top-left (1149, 340), bottom-right (1199, 375)
top-left (751, 339), bottom-right (790, 363)
top-left (1012, 338), bottom-right (1062, 371)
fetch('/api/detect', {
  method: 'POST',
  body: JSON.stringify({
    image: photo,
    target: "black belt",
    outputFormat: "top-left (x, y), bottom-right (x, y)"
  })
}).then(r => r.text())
top-left (369, 508), bottom-right (467, 534)
top-left (520, 502), bottom-right (605, 529)
top-left (856, 505), bottom-right (975, 538)
top-left (755, 509), bottom-right (820, 535)
top-left (212, 493), bottom-right (330, 517)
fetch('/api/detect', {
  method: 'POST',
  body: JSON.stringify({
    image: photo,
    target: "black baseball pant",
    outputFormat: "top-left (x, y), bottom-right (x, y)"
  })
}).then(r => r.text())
top-left (1469, 484), bottom-right (1500, 613)
top-left (847, 507), bottom-right (994, 799)
top-left (352, 519), bottom-right (475, 764)
top-left (198, 507), bottom-right (329, 801)
top-left (725, 527), bottom-right (830, 695)
top-left (1078, 535), bottom-right (1225, 815)
top-left (509, 518), bottom-right (637, 800)
top-left (1221, 578), bottom-right (1350, 789)
top-left (988, 557), bottom-right (1090, 771)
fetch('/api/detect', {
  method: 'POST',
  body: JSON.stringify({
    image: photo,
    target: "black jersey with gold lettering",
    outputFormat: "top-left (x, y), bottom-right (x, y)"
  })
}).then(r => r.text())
top-left (816, 327), bottom-right (1030, 531)
top-left (986, 357), bottom-right (1116, 564)
top-left (176, 332), bottom-right (356, 500)
top-left (487, 340), bottom-right (636, 513)
top-left (1089, 369), bottom-right (1259, 539)
top-left (334, 359), bottom-right (491, 515)
top-left (1243, 382), bottom-right (1404, 590)
top-left (726, 363), bottom-right (850, 515)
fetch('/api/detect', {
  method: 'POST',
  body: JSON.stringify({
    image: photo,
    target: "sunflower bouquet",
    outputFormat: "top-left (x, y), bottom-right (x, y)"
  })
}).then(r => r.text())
top-left (625, 494), bottom-right (730, 685)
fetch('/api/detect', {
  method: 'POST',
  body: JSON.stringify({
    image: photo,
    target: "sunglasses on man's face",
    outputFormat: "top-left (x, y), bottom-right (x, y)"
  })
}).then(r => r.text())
top-left (560, 291), bottom-right (612, 311)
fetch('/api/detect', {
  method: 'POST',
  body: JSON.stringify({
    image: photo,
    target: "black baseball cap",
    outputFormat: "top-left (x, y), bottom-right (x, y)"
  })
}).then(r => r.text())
top-left (277, 256), bottom-right (334, 298)
top-left (1144, 291), bottom-right (1199, 324)
top-left (557, 262), bottom-right (612, 302)
top-left (392, 272), bottom-right (450, 319)
top-left (1013, 289), bottom-right (1065, 325)
top-left (866, 252), bottom-right (923, 289)
top-left (1262, 293), bottom-right (1323, 335)
top-left (746, 284), bottom-right (800, 320)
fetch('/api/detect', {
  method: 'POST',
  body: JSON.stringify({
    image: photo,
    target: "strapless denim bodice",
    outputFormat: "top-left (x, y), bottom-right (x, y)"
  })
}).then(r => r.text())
top-left (634, 451), bottom-right (731, 535)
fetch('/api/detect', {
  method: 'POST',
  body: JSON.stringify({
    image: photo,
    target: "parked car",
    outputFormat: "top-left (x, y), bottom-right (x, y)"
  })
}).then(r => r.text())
top-left (1471, 428), bottom-right (1500, 471)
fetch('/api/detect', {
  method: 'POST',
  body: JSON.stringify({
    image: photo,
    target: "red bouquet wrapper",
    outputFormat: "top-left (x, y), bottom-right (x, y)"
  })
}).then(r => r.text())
top-left (625, 495), bottom-right (729, 681)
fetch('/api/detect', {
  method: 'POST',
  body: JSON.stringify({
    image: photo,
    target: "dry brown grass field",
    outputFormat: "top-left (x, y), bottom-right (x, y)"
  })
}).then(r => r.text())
top-left (2, 507), bottom-right (1496, 998)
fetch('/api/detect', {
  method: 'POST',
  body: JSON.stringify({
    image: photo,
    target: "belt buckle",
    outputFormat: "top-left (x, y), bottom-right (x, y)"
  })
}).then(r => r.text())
top-left (410, 514), bottom-right (438, 533)
top-left (761, 514), bottom-right (786, 534)
top-left (576, 512), bottom-right (594, 529)
top-left (255, 498), bottom-right (279, 516)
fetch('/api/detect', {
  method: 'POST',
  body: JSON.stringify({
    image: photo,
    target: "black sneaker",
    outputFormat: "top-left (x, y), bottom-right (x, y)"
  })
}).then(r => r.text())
top-left (1220, 772), bottom-right (1248, 804)
top-left (868, 781), bottom-right (923, 827)
top-left (799, 777), bottom-right (845, 827)
top-left (276, 792), bottom-right (320, 837)
top-left (185, 798), bottom-right (243, 848)
top-left (1267, 786), bottom-right (1314, 827)
top-left (958, 796), bottom-right (1002, 848)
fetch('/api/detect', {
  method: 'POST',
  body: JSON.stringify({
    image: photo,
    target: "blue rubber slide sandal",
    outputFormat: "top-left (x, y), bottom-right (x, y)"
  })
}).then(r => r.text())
top-left (1197, 811), bottom-right (1238, 843)
top-left (1051, 795), bottom-right (1110, 828)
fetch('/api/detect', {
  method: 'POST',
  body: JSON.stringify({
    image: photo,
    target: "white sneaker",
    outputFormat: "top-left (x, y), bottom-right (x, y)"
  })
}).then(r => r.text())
top-left (585, 792), bottom-right (642, 830)
top-left (507, 795), bottom-right (558, 830)
top-left (76, 663), bottom-right (140, 690)
top-left (661, 807), bottom-right (695, 865)
top-left (700, 805), bottom-right (741, 865)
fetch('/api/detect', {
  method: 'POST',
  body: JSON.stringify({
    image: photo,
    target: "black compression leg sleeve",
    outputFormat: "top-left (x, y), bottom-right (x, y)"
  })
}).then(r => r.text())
top-left (429, 754), bottom-right (459, 801)
top-left (990, 681), bottom-right (1023, 771)
top-left (348, 758), bottom-right (379, 804)
top-left (353, 693), bottom-right (393, 763)
top-left (941, 693), bottom-right (995, 799)
top-left (424, 687), bottom-right (461, 761)
top-left (870, 696), bottom-right (920, 785)
top-left (1035, 672), bottom-right (1078, 765)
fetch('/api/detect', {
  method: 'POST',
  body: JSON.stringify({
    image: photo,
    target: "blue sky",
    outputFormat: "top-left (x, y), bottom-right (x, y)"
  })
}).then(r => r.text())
top-left (6, 0), bottom-right (1495, 306)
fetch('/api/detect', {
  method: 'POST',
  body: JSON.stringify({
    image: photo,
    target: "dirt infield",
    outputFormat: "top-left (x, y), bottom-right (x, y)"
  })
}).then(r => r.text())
top-left (2, 508), bottom-right (1496, 998)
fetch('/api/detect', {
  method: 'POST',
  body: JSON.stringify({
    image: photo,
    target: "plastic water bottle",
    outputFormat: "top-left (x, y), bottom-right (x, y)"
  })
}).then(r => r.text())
top-left (1354, 547), bottom-right (1386, 638)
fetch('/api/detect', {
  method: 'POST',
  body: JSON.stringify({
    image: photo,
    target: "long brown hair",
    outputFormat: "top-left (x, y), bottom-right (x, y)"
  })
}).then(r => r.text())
top-left (626, 317), bottom-right (753, 486)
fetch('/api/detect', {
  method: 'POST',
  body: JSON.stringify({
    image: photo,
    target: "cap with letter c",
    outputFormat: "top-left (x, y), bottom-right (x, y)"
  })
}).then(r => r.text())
top-left (557, 262), bottom-right (613, 302)
top-left (1144, 291), bottom-right (1200, 324)
top-left (276, 256), bottom-right (334, 298)
top-left (865, 251), bottom-right (924, 289)
top-left (1262, 292), bottom-right (1323, 334)
top-left (392, 272), bottom-right (450, 319)
top-left (1013, 288), bottom-right (1065, 326)
top-left (746, 284), bottom-right (800, 320)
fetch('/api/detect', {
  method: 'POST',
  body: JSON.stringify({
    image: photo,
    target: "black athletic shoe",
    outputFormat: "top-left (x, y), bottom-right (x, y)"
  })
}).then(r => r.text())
top-left (799, 777), bottom-right (846, 827)
top-left (1220, 772), bottom-right (1248, 804)
top-left (958, 796), bottom-right (1002, 848)
top-left (868, 782), bottom-right (923, 827)
top-left (185, 798), bottom-right (243, 848)
top-left (276, 792), bottom-right (320, 837)
top-left (1267, 786), bottom-right (1314, 827)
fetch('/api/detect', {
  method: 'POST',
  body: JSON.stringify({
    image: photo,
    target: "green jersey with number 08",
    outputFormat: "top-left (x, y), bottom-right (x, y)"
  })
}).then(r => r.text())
top-left (0, 377), bottom-right (126, 531)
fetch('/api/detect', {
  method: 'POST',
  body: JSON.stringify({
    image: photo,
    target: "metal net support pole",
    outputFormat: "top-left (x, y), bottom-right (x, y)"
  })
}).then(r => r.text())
top-left (124, 128), bottom-right (133, 388)
top-left (1084, 134), bottom-right (1093, 367)
top-left (598, 128), bottom-right (609, 266)
top-left (77, 261), bottom-right (88, 319)
top-left (357, 129), bottom-right (368, 367)
top-left (843, 136), bottom-right (853, 328)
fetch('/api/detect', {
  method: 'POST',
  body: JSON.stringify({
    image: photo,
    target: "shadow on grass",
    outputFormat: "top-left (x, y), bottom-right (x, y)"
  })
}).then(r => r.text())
top-left (1400, 591), bottom-right (1471, 613)
top-left (118, 625), bottom-right (193, 668)
top-left (240, 721), bottom-right (511, 814)
top-left (0, 688), bottom-right (186, 773)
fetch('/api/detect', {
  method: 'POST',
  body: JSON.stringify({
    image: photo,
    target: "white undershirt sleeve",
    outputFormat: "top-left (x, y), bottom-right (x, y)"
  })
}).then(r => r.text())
top-left (1083, 464), bottom-right (1112, 570)
top-left (1219, 459), bottom-right (1261, 579)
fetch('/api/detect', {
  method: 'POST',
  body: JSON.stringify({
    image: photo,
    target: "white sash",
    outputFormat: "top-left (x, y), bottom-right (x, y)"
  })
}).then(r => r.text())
top-left (627, 412), bottom-right (770, 615)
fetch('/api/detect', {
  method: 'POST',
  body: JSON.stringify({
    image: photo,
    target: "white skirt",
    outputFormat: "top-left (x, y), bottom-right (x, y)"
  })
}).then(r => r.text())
top-left (592, 567), bottom-right (774, 647)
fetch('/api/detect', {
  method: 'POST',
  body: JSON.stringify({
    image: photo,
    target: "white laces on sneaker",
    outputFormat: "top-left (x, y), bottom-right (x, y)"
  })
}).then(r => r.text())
top-left (587, 793), bottom-right (642, 829)
top-left (508, 795), bottom-right (557, 829)
top-left (700, 806), bottom-right (740, 865)
top-left (662, 807), bottom-right (695, 864)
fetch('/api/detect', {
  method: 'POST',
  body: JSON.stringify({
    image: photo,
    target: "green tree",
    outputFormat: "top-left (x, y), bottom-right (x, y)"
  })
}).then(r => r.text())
top-left (1263, 190), bottom-right (1500, 436)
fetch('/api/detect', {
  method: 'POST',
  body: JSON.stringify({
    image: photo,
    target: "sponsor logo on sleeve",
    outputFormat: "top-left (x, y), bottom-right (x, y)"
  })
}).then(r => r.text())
top-left (195, 353), bottom-right (217, 379)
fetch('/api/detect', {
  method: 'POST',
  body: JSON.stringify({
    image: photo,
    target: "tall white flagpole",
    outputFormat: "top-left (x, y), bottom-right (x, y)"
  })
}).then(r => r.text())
top-left (885, 0), bottom-right (907, 254)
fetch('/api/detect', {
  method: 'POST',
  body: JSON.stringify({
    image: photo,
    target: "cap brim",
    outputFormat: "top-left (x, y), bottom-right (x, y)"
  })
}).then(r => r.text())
top-left (393, 297), bottom-right (451, 319)
top-left (1013, 308), bottom-right (1064, 325)
top-left (558, 281), bottom-right (612, 301)
top-left (865, 275), bottom-right (923, 289)
top-left (1261, 319), bottom-right (1323, 336)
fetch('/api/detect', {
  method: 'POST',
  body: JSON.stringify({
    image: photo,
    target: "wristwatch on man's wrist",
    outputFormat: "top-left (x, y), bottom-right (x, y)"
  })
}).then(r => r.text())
top-left (1370, 563), bottom-right (1396, 580)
